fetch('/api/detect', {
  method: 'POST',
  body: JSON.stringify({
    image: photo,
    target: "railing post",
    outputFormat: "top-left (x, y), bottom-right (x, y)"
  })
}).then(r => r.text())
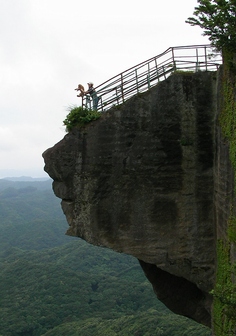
top-left (155, 58), bottom-right (160, 81)
top-left (196, 47), bottom-right (199, 71)
top-left (171, 47), bottom-right (175, 70)
top-left (163, 66), bottom-right (166, 79)
top-left (99, 96), bottom-right (103, 112)
top-left (147, 63), bottom-right (151, 89)
top-left (135, 69), bottom-right (139, 93)
top-left (205, 46), bottom-right (208, 71)
top-left (116, 87), bottom-right (120, 105)
top-left (120, 73), bottom-right (124, 103)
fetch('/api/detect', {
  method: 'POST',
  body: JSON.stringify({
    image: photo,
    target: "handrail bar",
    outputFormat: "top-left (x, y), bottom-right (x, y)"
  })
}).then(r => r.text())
top-left (82, 44), bottom-right (222, 112)
top-left (95, 44), bottom-right (218, 90)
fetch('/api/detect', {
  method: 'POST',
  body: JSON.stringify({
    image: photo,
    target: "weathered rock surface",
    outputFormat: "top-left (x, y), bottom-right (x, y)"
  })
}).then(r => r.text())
top-left (43, 72), bottom-right (219, 327)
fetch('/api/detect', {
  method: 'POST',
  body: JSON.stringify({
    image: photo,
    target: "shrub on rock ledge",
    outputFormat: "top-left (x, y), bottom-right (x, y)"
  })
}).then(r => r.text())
top-left (63, 106), bottom-right (101, 132)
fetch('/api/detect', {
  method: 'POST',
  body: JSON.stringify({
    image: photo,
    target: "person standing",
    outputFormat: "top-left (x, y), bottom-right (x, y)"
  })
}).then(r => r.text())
top-left (84, 82), bottom-right (99, 111)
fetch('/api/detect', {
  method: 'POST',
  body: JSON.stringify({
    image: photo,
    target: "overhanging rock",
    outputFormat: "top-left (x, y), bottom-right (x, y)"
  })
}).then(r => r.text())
top-left (43, 72), bottom-right (218, 327)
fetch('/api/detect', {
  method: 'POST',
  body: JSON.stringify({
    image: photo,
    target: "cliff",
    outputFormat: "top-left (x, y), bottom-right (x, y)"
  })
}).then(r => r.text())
top-left (43, 71), bottom-right (228, 329)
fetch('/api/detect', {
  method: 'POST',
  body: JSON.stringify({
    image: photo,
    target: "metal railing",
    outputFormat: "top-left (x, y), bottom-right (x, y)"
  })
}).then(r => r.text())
top-left (83, 44), bottom-right (222, 112)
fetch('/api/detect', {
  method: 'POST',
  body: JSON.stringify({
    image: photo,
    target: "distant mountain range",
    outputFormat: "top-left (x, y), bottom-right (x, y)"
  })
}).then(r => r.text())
top-left (2, 176), bottom-right (50, 182)
top-left (0, 177), bottom-right (52, 191)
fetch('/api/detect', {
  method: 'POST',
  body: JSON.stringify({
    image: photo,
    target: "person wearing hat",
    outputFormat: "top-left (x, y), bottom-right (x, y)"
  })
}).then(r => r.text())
top-left (84, 82), bottom-right (99, 111)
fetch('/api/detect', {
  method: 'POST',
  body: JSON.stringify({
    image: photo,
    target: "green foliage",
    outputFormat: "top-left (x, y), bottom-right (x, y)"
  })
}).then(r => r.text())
top-left (186, 0), bottom-right (236, 53)
top-left (0, 180), bottom-right (211, 336)
top-left (63, 106), bottom-right (101, 132)
top-left (41, 310), bottom-right (211, 336)
top-left (0, 242), bottom-right (166, 336)
top-left (0, 182), bottom-right (72, 252)
top-left (228, 214), bottom-right (236, 243)
top-left (211, 241), bottom-right (236, 335)
top-left (210, 48), bottom-right (236, 335)
top-left (0, 262), bottom-right (211, 336)
top-left (219, 59), bottom-right (236, 187)
top-left (220, 68), bottom-right (236, 193)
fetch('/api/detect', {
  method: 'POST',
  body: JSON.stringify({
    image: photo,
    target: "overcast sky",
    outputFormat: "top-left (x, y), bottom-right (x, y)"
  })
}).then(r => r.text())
top-left (0, 0), bottom-right (208, 178)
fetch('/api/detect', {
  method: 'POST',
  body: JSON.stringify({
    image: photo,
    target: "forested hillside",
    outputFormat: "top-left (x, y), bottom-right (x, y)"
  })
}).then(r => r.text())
top-left (0, 179), bottom-right (211, 336)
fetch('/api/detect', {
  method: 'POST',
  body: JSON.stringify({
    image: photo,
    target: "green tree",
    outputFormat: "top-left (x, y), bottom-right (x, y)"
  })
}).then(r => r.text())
top-left (186, 0), bottom-right (236, 53)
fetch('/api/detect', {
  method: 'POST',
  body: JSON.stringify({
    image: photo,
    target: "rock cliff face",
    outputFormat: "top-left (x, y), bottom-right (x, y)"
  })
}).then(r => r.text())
top-left (43, 72), bottom-right (220, 328)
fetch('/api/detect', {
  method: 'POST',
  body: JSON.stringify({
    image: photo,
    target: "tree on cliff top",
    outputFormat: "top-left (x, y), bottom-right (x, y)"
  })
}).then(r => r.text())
top-left (186, 0), bottom-right (236, 54)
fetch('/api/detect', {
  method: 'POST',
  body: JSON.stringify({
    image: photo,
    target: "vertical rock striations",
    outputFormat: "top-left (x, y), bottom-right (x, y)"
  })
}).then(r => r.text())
top-left (43, 72), bottom-right (218, 327)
